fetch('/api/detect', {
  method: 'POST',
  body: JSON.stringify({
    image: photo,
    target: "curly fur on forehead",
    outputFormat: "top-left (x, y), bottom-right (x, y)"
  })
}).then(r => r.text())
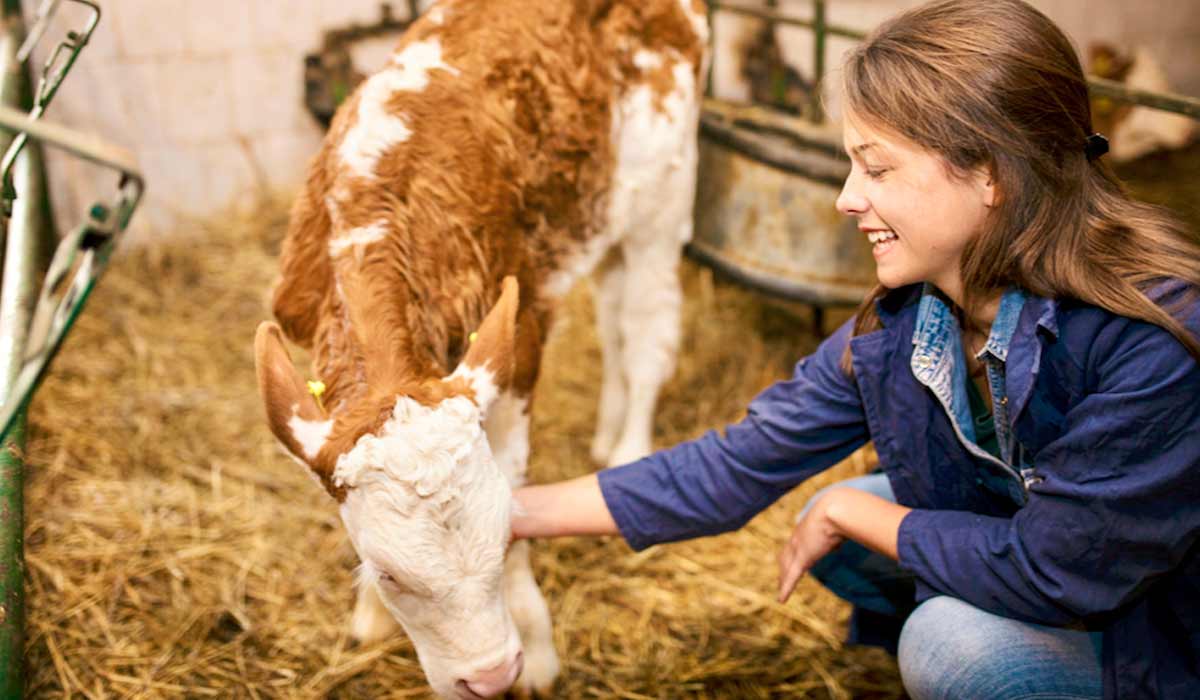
top-left (333, 395), bottom-right (486, 503)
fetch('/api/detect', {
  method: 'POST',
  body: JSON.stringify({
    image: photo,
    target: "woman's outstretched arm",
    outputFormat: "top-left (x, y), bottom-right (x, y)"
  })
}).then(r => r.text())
top-left (512, 474), bottom-right (620, 540)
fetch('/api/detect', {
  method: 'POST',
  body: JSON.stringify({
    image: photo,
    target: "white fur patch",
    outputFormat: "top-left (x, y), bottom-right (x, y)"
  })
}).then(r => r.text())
top-left (329, 221), bottom-right (389, 256)
top-left (540, 231), bottom-right (621, 301)
top-left (288, 415), bottom-right (333, 460)
top-left (333, 395), bottom-right (483, 499)
top-left (339, 38), bottom-right (460, 178)
top-left (677, 0), bottom-right (709, 44)
top-left (483, 393), bottom-right (530, 486)
top-left (633, 49), bottom-right (664, 71)
top-left (450, 364), bottom-right (500, 414)
top-left (608, 60), bottom-right (699, 244)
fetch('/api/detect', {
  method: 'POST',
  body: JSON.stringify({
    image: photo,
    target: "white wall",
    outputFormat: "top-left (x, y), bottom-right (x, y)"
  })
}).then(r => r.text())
top-left (20, 0), bottom-right (1200, 243)
top-left (25, 0), bottom-right (423, 242)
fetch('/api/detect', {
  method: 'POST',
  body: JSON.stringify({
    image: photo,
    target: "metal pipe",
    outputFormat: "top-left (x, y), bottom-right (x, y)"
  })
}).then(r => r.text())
top-left (0, 1), bottom-right (41, 695)
top-left (1088, 76), bottom-right (1200, 121)
top-left (711, 1), bottom-right (865, 40)
top-left (810, 0), bottom-right (826, 123)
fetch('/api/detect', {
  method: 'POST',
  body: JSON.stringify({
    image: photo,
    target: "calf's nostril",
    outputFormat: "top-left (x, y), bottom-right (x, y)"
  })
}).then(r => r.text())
top-left (459, 651), bottom-right (524, 698)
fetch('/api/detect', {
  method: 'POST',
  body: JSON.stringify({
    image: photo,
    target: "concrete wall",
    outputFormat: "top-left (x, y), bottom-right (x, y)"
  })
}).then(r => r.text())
top-left (25, 0), bottom-right (427, 242)
top-left (21, 0), bottom-right (1200, 243)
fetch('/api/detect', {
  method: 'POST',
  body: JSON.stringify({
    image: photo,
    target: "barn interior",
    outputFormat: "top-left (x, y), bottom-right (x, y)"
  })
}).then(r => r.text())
top-left (3, 0), bottom-right (1199, 697)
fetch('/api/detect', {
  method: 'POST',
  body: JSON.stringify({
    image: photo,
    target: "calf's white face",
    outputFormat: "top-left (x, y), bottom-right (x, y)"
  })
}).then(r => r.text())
top-left (254, 278), bottom-right (527, 698)
top-left (335, 395), bottom-right (522, 698)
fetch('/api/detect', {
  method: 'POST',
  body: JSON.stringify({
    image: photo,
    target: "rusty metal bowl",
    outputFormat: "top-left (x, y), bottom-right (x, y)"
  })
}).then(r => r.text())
top-left (690, 99), bottom-right (876, 307)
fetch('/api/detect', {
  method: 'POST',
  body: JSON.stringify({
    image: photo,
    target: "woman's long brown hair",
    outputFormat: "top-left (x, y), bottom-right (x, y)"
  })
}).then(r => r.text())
top-left (838, 0), bottom-right (1200, 372)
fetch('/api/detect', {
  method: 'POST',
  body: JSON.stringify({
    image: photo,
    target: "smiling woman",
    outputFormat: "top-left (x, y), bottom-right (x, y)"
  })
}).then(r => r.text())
top-left (512, 2), bottom-right (1200, 699)
top-left (836, 116), bottom-right (997, 304)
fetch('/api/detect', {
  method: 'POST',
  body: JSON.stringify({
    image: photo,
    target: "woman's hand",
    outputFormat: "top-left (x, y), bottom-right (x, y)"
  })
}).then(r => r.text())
top-left (777, 487), bottom-right (912, 603)
top-left (778, 491), bottom-right (845, 603)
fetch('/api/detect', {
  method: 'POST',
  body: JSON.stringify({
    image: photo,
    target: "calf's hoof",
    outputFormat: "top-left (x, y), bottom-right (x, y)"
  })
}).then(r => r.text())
top-left (348, 593), bottom-right (399, 645)
top-left (511, 642), bottom-right (559, 698)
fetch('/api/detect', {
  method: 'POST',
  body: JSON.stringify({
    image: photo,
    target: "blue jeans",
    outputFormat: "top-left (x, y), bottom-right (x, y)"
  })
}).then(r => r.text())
top-left (803, 473), bottom-right (1104, 700)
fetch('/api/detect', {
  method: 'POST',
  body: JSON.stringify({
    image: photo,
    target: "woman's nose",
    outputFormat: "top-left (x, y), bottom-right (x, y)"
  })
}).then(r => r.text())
top-left (836, 176), bottom-right (868, 216)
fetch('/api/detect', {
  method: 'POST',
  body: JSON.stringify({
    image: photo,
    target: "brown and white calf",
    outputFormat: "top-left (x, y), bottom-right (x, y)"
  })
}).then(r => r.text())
top-left (1089, 42), bottom-right (1198, 162)
top-left (253, 1), bottom-right (708, 697)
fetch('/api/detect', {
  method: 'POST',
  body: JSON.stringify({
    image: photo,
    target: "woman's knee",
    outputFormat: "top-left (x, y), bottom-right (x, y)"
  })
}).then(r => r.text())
top-left (897, 596), bottom-right (1102, 700)
top-left (898, 596), bottom-right (992, 699)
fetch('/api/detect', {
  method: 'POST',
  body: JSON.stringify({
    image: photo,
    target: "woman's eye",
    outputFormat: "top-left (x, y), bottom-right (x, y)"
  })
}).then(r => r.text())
top-left (865, 168), bottom-right (889, 179)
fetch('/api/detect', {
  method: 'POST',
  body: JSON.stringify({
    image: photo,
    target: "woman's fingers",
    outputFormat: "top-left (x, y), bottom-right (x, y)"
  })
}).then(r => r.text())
top-left (777, 527), bottom-right (808, 603)
top-left (777, 559), bottom-right (805, 603)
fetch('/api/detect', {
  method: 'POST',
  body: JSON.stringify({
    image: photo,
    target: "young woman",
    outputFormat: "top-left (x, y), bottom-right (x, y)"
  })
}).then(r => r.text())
top-left (511, 1), bottom-right (1200, 697)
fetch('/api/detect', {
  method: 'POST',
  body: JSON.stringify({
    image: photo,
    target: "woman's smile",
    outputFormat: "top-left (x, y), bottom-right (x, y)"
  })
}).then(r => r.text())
top-left (863, 228), bottom-right (899, 257)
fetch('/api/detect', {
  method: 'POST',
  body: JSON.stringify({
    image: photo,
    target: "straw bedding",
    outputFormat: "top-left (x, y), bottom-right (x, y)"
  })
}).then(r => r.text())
top-left (19, 145), bottom-right (1195, 698)
top-left (19, 196), bottom-right (895, 698)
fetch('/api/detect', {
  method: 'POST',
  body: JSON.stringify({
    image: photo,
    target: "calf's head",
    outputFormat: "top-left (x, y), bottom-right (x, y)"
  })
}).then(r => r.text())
top-left (254, 278), bottom-right (525, 699)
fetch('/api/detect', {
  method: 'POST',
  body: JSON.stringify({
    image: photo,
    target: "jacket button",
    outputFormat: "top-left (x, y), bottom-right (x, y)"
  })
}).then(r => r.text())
top-left (916, 356), bottom-right (932, 369)
top-left (1000, 396), bottom-right (1008, 406)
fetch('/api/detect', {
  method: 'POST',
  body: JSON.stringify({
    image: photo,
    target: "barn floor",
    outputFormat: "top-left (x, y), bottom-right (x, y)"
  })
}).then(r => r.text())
top-left (19, 139), bottom-right (1199, 698)
top-left (20, 198), bottom-right (895, 698)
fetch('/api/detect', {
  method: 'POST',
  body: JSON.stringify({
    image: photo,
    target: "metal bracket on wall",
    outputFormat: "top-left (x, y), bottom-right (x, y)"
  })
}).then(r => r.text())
top-left (304, 1), bottom-right (423, 127)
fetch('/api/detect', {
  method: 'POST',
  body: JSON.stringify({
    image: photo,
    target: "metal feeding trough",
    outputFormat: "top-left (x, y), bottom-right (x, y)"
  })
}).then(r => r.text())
top-left (691, 99), bottom-right (873, 308)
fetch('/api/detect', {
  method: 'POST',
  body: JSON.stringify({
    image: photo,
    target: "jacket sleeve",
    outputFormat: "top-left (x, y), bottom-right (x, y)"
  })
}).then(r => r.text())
top-left (898, 318), bottom-right (1200, 625)
top-left (598, 318), bottom-right (869, 551)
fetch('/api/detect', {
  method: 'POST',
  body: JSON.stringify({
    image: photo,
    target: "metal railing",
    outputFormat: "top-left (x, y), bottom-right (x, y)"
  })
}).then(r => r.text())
top-left (0, 1), bottom-right (143, 695)
top-left (704, 0), bottom-right (1200, 124)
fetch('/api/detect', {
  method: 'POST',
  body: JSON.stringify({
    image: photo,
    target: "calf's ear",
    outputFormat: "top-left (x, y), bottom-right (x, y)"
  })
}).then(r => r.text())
top-left (453, 276), bottom-right (519, 411)
top-left (254, 321), bottom-right (330, 465)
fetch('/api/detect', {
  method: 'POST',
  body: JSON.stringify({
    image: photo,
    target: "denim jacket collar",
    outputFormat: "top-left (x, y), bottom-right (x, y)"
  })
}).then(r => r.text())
top-left (909, 285), bottom-right (1029, 476)
top-left (911, 284), bottom-right (1028, 360)
top-left (980, 288), bottom-right (1028, 362)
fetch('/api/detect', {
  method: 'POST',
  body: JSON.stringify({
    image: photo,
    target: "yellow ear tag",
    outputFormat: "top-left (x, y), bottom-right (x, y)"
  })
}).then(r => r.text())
top-left (468, 331), bottom-right (479, 344)
top-left (307, 380), bottom-right (326, 412)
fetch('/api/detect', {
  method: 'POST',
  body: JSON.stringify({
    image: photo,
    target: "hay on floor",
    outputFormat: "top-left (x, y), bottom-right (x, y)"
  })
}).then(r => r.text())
top-left (20, 136), bottom-right (1200, 698)
top-left (20, 196), bottom-right (899, 698)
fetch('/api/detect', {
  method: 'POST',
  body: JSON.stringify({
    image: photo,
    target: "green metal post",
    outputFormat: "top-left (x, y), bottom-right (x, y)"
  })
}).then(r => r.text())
top-left (704, 0), bottom-right (714, 98)
top-left (0, 0), bottom-right (42, 695)
top-left (810, 0), bottom-right (826, 123)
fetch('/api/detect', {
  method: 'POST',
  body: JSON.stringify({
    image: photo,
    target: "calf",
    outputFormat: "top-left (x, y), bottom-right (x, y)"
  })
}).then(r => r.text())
top-left (253, 1), bottom-right (708, 697)
top-left (1089, 43), bottom-right (1198, 162)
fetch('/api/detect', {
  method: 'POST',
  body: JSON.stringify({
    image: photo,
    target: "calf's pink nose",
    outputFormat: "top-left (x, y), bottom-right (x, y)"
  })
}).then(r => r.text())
top-left (456, 650), bottom-right (523, 699)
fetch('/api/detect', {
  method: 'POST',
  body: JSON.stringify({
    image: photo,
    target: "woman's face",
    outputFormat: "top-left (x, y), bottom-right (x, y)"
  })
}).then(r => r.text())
top-left (836, 114), bottom-right (996, 303)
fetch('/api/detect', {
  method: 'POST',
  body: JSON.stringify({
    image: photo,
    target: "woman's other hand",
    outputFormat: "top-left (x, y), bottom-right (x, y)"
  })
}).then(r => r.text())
top-left (777, 487), bottom-right (911, 603)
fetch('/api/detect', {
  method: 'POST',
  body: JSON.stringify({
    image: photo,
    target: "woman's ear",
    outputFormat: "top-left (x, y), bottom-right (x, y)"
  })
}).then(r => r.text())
top-left (975, 165), bottom-right (1000, 208)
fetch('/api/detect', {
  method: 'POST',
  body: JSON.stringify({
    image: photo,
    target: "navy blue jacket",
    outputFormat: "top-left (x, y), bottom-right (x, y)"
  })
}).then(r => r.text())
top-left (598, 283), bottom-right (1200, 699)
